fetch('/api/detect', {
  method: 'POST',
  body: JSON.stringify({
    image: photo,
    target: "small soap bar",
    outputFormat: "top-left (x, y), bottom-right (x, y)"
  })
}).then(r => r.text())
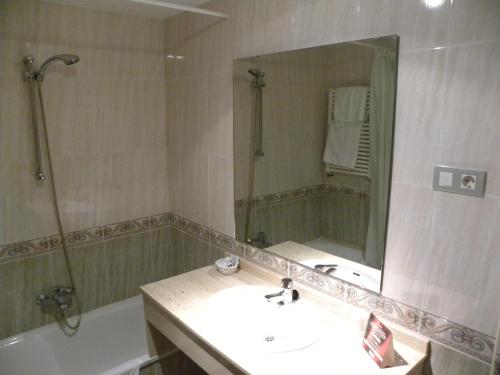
top-left (362, 313), bottom-right (395, 368)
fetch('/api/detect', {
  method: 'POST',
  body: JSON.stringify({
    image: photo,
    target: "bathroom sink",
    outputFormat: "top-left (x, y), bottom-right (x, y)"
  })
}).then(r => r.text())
top-left (302, 259), bottom-right (380, 291)
top-left (204, 285), bottom-right (325, 353)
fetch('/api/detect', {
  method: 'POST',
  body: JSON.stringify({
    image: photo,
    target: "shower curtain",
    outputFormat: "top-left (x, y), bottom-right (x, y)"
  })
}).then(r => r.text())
top-left (364, 49), bottom-right (396, 268)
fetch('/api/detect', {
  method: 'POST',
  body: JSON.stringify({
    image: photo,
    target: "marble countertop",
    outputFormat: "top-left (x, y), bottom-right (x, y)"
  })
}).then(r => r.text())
top-left (141, 261), bottom-right (428, 375)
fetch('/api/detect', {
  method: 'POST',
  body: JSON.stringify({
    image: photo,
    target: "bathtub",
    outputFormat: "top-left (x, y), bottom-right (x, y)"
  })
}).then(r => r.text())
top-left (0, 295), bottom-right (157, 375)
top-left (303, 237), bottom-right (365, 264)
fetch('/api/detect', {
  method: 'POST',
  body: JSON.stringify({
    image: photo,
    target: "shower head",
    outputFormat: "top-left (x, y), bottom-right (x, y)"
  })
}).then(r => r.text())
top-left (39, 54), bottom-right (80, 79)
top-left (248, 68), bottom-right (265, 78)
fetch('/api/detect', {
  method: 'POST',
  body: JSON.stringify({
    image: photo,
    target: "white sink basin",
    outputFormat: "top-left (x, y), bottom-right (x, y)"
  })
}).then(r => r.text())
top-left (204, 285), bottom-right (325, 353)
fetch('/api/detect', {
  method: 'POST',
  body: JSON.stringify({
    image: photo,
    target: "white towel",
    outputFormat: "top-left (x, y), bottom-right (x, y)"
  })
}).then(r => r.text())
top-left (333, 86), bottom-right (368, 126)
top-left (323, 122), bottom-right (362, 169)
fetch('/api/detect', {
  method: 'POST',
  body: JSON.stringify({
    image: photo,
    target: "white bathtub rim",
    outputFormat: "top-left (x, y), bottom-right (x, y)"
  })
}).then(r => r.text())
top-left (0, 295), bottom-right (145, 351)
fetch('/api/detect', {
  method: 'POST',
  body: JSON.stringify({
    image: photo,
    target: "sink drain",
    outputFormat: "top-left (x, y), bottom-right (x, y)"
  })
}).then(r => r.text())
top-left (264, 335), bottom-right (275, 342)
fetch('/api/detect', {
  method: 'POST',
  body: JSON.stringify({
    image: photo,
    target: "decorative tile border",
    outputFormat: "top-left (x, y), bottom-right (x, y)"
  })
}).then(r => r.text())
top-left (236, 237), bottom-right (493, 364)
top-left (0, 237), bottom-right (50, 262)
top-left (420, 312), bottom-right (495, 363)
top-left (288, 260), bottom-right (347, 299)
top-left (50, 227), bottom-right (103, 251)
top-left (244, 246), bottom-right (289, 276)
top-left (344, 287), bottom-right (421, 331)
top-left (210, 229), bottom-right (245, 256)
top-left (0, 214), bottom-right (166, 263)
top-left (102, 216), bottom-right (151, 239)
top-left (150, 212), bottom-right (172, 228)
top-left (0, 212), bottom-right (494, 364)
top-left (235, 183), bottom-right (369, 212)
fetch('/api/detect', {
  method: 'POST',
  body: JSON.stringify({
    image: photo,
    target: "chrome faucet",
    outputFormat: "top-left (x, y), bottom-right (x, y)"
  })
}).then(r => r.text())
top-left (264, 278), bottom-right (298, 305)
top-left (314, 264), bottom-right (338, 275)
top-left (281, 278), bottom-right (293, 304)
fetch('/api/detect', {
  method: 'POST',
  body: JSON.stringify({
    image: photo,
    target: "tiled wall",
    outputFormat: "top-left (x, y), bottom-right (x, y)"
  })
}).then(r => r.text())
top-left (1, 0), bottom-right (499, 373)
top-left (0, 212), bottom-right (224, 340)
top-left (0, 0), bottom-right (176, 345)
top-left (164, 0), bottom-right (500, 373)
top-left (0, 0), bottom-right (169, 245)
top-left (235, 184), bottom-right (369, 249)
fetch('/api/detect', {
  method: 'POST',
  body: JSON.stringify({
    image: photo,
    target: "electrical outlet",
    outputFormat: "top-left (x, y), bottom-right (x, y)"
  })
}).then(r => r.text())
top-left (461, 174), bottom-right (476, 190)
top-left (433, 166), bottom-right (486, 197)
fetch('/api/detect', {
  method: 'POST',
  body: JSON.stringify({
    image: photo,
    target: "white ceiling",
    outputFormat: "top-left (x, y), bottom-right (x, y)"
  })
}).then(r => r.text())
top-left (44, 0), bottom-right (212, 19)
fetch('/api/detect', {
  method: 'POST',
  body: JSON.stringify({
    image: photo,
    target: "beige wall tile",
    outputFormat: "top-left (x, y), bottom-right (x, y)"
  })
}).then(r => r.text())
top-left (438, 42), bottom-right (500, 196)
top-left (208, 155), bottom-right (234, 236)
top-left (423, 341), bottom-right (490, 375)
top-left (382, 183), bottom-right (433, 307)
top-left (292, 0), bottom-right (360, 49)
top-left (422, 193), bottom-right (500, 335)
top-left (0, 76), bottom-right (34, 163)
top-left (98, 150), bottom-right (168, 226)
top-left (0, 254), bottom-right (58, 339)
top-left (0, 160), bottom-right (58, 244)
top-left (168, 76), bottom-right (208, 154)
top-left (168, 151), bottom-right (210, 227)
top-left (51, 155), bottom-right (102, 233)
top-left (392, 48), bottom-right (446, 187)
top-left (448, 0), bottom-right (500, 45)
top-left (181, 152), bottom-right (210, 227)
top-left (1, 0), bottom-right (168, 244)
top-left (357, 0), bottom-right (450, 51)
top-left (51, 243), bottom-right (110, 313)
top-left (207, 73), bottom-right (233, 158)
top-left (102, 231), bottom-right (153, 304)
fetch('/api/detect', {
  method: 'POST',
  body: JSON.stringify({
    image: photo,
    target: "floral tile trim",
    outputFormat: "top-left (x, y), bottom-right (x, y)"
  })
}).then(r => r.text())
top-left (50, 227), bottom-right (103, 250)
top-left (150, 212), bottom-right (172, 228)
top-left (211, 230), bottom-right (245, 256)
top-left (235, 183), bottom-right (369, 212)
top-left (345, 288), bottom-right (421, 331)
top-left (0, 237), bottom-right (50, 262)
top-left (102, 217), bottom-right (151, 239)
top-left (244, 246), bottom-right (288, 276)
top-left (170, 214), bottom-right (190, 231)
top-left (420, 312), bottom-right (495, 364)
top-left (0, 212), bottom-right (494, 364)
top-left (288, 260), bottom-right (347, 299)
top-left (246, 242), bottom-right (490, 363)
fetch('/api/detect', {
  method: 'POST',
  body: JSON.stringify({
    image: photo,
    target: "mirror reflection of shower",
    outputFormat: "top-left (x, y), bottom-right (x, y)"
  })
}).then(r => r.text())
top-left (244, 67), bottom-right (266, 244)
top-left (248, 68), bottom-right (265, 157)
top-left (22, 53), bottom-right (83, 333)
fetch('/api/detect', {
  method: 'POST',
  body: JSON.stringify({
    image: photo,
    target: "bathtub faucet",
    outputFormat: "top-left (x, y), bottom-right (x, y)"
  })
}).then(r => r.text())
top-left (36, 286), bottom-right (75, 312)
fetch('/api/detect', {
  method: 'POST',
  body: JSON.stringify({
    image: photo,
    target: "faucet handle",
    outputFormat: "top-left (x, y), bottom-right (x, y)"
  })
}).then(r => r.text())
top-left (281, 278), bottom-right (293, 290)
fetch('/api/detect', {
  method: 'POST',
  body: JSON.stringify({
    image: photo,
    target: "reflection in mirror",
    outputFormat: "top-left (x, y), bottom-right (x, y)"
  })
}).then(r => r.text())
top-left (233, 36), bottom-right (399, 292)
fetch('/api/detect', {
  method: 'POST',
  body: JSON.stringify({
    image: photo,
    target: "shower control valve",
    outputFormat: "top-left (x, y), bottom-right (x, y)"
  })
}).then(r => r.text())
top-left (35, 286), bottom-right (75, 312)
top-left (35, 293), bottom-right (53, 309)
top-left (53, 286), bottom-right (75, 311)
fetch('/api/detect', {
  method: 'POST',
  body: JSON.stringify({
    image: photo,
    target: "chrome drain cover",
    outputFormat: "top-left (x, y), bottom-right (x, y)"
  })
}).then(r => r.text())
top-left (264, 335), bottom-right (275, 342)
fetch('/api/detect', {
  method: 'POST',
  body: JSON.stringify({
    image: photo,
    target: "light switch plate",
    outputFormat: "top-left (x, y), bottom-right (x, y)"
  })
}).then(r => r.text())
top-left (433, 165), bottom-right (486, 197)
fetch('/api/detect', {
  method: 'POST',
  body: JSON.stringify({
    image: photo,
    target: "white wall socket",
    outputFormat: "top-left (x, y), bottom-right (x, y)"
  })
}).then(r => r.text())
top-left (461, 174), bottom-right (476, 190)
top-left (433, 166), bottom-right (486, 197)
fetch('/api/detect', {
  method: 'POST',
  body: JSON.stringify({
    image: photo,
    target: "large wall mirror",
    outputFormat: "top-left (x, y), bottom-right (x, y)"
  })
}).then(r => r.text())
top-left (233, 35), bottom-right (399, 292)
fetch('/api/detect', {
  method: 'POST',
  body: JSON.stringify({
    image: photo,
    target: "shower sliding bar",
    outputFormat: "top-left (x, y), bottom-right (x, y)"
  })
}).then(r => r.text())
top-left (23, 55), bottom-right (46, 181)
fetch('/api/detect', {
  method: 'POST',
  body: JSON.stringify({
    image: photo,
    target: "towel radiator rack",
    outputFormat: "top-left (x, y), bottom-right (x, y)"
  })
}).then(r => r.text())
top-left (325, 88), bottom-right (371, 179)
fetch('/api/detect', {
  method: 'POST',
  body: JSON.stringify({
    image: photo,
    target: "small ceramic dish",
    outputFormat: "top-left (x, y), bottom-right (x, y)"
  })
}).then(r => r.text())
top-left (215, 256), bottom-right (240, 275)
